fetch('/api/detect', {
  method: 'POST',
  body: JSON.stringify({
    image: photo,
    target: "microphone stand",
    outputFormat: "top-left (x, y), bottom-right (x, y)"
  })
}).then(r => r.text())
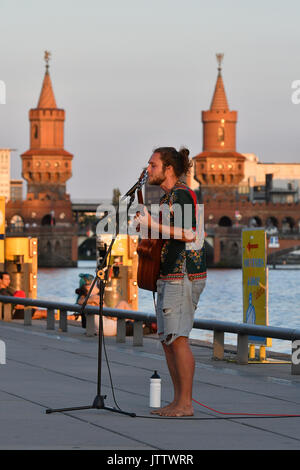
top-left (46, 191), bottom-right (137, 417)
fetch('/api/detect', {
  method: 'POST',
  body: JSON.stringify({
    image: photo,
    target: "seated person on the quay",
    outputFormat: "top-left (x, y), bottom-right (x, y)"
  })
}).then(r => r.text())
top-left (75, 272), bottom-right (157, 335)
top-left (75, 273), bottom-right (131, 335)
top-left (0, 271), bottom-right (26, 319)
top-left (0, 272), bottom-right (15, 296)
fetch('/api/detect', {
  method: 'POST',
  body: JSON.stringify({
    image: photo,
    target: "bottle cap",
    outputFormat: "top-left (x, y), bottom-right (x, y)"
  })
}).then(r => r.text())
top-left (151, 370), bottom-right (160, 379)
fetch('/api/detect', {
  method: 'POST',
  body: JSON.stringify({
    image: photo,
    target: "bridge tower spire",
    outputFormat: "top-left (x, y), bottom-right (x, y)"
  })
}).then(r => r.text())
top-left (21, 51), bottom-right (73, 200)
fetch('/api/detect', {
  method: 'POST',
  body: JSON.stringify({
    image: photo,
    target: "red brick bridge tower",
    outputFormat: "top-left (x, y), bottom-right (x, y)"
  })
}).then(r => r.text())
top-left (194, 53), bottom-right (245, 200)
top-left (6, 52), bottom-right (77, 266)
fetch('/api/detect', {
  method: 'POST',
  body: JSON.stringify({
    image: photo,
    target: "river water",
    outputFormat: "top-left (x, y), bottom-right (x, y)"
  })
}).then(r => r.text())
top-left (37, 261), bottom-right (300, 354)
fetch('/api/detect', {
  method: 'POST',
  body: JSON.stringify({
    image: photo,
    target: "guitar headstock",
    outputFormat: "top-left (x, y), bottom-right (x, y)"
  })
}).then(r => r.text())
top-left (137, 169), bottom-right (148, 190)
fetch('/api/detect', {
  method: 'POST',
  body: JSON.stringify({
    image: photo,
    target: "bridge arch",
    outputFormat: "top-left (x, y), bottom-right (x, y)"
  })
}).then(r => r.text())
top-left (41, 214), bottom-right (56, 226)
top-left (218, 216), bottom-right (232, 227)
top-left (266, 216), bottom-right (278, 228)
top-left (248, 216), bottom-right (262, 227)
top-left (281, 216), bottom-right (295, 233)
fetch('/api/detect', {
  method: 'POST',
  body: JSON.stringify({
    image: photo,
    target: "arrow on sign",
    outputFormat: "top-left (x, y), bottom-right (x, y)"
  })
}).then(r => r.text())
top-left (247, 242), bottom-right (258, 251)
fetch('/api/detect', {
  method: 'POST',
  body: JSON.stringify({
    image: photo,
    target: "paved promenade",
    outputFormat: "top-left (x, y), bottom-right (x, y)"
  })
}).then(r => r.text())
top-left (1, 319), bottom-right (300, 451)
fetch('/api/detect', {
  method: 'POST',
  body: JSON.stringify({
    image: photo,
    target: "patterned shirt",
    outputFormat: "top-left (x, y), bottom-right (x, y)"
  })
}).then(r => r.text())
top-left (159, 181), bottom-right (206, 281)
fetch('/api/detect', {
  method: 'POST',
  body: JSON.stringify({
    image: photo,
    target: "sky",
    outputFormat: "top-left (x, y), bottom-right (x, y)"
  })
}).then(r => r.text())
top-left (1, 0), bottom-right (300, 200)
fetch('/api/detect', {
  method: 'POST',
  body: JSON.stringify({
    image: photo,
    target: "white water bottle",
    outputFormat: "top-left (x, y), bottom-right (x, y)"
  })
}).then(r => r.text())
top-left (149, 370), bottom-right (161, 408)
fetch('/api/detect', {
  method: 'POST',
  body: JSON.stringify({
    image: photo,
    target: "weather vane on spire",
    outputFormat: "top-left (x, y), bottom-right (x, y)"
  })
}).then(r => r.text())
top-left (216, 53), bottom-right (224, 72)
top-left (44, 50), bottom-right (51, 72)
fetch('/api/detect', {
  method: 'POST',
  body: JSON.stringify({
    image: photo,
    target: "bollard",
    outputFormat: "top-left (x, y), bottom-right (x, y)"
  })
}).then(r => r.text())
top-left (249, 343), bottom-right (255, 360)
top-left (213, 330), bottom-right (224, 360)
top-left (47, 309), bottom-right (55, 330)
top-left (24, 308), bottom-right (32, 326)
top-left (59, 310), bottom-right (67, 332)
top-left (237, 334), bottom-right (248, 365)
top-left (291, 340), bottom-right (300, 375)
top-left (116, 318), bottom-right (126, 343)
top-left (86, 314), bottom-right (96, 337)
top-left (0, 339), bottom-right (5, 365)
top-left (133, 320), bottom-right (143, 346)
top-left (259, 345), bottom-right (266, 362)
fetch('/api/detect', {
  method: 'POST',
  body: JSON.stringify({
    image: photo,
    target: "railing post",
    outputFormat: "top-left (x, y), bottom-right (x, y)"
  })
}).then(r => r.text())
top-left (86, 314), bottom-right (96, 337)
top-left (0, 302), bottom-right (3, 320)
top-left (237, 333), bottom-right (248, 364)
top-left (116, 318), bottom-right (126, 343)
top-left (3, 303), bottom-right (12, 321)
top-left (213, 330), bottom-right (224, 360)
top-left (59, 310), bottom-right (67, 332)
top-left (24, 308), bottom-right (32, 326)
top-left (133, 320), bottom-right (143, 346)
top-left (47, 309), bottom-right (55, 330)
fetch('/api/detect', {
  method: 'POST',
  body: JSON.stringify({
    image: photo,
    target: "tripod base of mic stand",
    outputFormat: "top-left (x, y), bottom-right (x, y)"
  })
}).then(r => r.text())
top-left (45, 394), bottom-right (136, 417)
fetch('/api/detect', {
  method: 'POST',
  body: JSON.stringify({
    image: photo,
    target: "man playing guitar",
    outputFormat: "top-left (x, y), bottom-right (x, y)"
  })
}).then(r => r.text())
top-left (137, 147), bottom-right (206, 417)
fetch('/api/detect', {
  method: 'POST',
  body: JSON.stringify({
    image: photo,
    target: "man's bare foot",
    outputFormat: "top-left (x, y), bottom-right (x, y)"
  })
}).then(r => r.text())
top-left (158, 404), bottom-right (194, 417)
top-left (150, 402), bottom-right (175, 415)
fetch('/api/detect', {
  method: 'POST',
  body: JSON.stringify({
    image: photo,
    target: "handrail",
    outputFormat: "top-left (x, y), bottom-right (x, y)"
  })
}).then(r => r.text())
top-left (1, 295), bottom-right (300, 341)
top-left (0, 295), bottom-right (299, 374)
top-left (0, 295), bottom-right (156, 323)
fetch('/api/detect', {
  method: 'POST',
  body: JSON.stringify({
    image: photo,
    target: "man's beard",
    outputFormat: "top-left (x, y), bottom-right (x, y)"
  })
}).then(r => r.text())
top-left (148, 171), bottom-right (166, 186)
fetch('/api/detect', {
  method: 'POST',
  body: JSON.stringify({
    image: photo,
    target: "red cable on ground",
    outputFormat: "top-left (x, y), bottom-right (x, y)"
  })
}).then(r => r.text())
top-left (192, 398), bottom-right (300, 417)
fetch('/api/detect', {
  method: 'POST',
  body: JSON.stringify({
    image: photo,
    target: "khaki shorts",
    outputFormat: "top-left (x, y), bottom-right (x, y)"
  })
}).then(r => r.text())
top-left (156, 274), bottom-right (206, 345)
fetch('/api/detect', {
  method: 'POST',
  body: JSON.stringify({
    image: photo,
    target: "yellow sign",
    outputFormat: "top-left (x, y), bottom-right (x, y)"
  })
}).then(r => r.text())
top-left (242, 229), bottom-right (271, 346)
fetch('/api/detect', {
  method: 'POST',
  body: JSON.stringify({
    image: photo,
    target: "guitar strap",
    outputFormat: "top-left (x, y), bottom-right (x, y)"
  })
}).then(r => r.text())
top-left (152, 185), bottom-right (199, 310)
top-left (174, 183), bottom-right (198, 231)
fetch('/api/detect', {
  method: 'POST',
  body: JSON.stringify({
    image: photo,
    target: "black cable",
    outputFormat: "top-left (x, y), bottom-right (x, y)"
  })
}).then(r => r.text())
top-left (100, 247), bottom-right (123, 412)
top-left (133, 413), bottom-right (300, 420)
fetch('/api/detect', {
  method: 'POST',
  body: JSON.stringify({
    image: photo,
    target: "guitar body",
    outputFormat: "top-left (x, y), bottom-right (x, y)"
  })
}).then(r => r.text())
top-left (137, 238), bottom-right (163, 292)
top-left (135, 185), bottom-right (163, 292)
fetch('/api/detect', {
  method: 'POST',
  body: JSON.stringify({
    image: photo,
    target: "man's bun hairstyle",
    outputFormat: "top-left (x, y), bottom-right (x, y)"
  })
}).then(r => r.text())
top-left (153, 146), bottom-right (192, 178)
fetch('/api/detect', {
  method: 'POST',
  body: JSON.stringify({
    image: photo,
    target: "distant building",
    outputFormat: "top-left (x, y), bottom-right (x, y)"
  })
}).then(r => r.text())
top-left (241, 154), bottom-right (300, 204)
top-left (0, 149), bottom-right (10, 201)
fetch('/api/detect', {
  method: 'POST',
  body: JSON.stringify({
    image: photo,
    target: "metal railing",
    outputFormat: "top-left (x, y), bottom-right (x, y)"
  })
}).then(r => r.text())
top-left (1, 295), bottom-right (299, 374)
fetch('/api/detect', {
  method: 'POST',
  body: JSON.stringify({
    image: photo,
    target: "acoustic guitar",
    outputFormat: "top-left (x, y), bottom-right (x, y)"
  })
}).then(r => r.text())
top-left (135, 171), bottom-right (163, 292)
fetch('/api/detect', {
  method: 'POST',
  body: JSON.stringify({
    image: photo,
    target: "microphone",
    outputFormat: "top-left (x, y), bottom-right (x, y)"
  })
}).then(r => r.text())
top-left (122, 181), bottom-right (141, 199)
top-left (121, 170), bottom-right (148, 201)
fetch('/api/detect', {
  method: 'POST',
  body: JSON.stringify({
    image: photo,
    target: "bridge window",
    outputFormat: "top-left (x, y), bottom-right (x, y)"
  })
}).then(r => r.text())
top-left (33, 124), bottom-right (38, 139)
top-left (10, 214), bottom-right (24, 232)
